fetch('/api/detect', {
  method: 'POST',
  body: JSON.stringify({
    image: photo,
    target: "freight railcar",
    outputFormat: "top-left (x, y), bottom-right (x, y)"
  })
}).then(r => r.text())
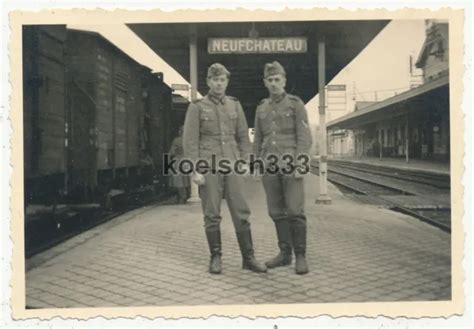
top-left (66, 29), bottom-right (177, 203)
top-left (142, 72), bottom-right (175, 191)
top-left (66, 29), bottom-right (143, 202)
top-left (23, 26), bottom-right (176, 208)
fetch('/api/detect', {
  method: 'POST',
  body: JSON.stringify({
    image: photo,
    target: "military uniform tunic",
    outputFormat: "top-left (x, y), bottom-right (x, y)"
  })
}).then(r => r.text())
top-left (253, 92), bottom-right (312, 225)
top-left (183, 93), bottom-right (252, 230)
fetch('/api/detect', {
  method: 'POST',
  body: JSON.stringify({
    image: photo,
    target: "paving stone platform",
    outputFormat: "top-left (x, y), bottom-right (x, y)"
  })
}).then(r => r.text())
top-left (26, 174), bottom-right (451, 308)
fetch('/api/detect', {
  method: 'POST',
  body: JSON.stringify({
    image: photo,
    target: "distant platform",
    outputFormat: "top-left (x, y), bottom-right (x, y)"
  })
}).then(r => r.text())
top-left (327, 156), bottom-right (450, 176)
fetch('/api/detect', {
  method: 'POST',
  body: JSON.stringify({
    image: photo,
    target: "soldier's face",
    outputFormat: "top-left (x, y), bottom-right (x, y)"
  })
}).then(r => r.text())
top-left (264, 74), bottom-right (286, 95)
top-left (207, 74), bottom-right (229, 96)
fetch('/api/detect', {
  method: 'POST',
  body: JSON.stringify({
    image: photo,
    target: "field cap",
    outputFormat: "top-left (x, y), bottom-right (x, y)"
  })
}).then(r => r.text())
top-left (264, 61), bottom-right (286, 78)
top-left (207, 63), bottom-right (230, 78)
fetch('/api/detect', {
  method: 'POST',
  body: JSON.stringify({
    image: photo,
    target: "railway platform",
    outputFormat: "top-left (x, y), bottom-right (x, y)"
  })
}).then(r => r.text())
top-left (329, 156), bottom-right (450, 176)
top-left (25, 174), bottom-right (451, 308)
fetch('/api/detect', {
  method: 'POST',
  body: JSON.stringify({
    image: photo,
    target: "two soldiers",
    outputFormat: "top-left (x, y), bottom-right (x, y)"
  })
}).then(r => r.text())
top-left (183, 62), bottom-right (312, 275)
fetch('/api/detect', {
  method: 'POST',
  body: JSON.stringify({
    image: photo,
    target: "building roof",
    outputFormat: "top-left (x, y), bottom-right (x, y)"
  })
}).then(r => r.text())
top-left (67, 28), bottom-right (148, 71)
top-left (415, 22), bottom-right (448, 68)
top-left (354, 101), bottom-right (377, 111)
top-left (327, 73), bottom-right (449, 130)
top-left (67, 28), bottom-right (172, 91)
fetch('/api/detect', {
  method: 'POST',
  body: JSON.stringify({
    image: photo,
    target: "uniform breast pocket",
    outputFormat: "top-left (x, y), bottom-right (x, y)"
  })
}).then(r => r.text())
top-left (228, 110), bottom-right (238, 132)
top-left (258, 110), bottom-right (271, 134)
top-left (281, 109), bottom-right (295, 129)
top-left (228, 110), bottom-right (238, 120)
top-left (200, 111), bottom-right (217, 135)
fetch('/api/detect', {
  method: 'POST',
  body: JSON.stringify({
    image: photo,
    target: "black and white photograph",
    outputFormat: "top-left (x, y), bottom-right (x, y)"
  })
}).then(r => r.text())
top-left (5, 6), bottom-right (467, 320)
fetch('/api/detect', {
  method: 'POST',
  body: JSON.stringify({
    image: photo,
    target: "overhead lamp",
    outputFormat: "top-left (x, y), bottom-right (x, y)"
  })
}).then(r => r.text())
top-left (248, 22), bottom-right (259, 38)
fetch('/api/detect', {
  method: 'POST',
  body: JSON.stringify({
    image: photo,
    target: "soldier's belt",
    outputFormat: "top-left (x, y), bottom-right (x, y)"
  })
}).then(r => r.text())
top-left (263, 131), bottom-right (295, 136)
top-left (200, 132), bottom-right (234, 136)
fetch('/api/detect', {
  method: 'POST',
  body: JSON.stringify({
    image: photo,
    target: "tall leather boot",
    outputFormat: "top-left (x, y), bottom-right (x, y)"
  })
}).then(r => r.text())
top-left (236, 230), bottom-right (267, 273)
top-left (205, 228), bottom-right (222, 274)
top-left (265, 220), bottom-right (293, 268)
top-left (292, 221), bottom-right (309, 275)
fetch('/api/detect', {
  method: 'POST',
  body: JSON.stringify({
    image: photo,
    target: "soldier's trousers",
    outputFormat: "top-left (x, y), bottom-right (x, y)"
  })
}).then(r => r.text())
top-left (199, 173), bottom-right (251, 232)
top-left (262, 173), bottom-right (306, 226)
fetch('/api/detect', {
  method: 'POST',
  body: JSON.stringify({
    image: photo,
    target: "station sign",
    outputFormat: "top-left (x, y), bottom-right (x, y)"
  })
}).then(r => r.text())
top-left (327, 84), bottom-right (346, 91)
top-left (208, 37), bottom-right (307, 54)
top-left (327, 84), bottom-right (347, 112)
top-left (171, 83), bottom-right (190, 91)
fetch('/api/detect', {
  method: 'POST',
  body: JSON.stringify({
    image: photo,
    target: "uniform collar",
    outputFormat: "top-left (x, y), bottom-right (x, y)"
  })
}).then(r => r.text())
top-left (207, 92), bottom-right (226, 105)
top-left (269, 91), bottom-right (287, 104)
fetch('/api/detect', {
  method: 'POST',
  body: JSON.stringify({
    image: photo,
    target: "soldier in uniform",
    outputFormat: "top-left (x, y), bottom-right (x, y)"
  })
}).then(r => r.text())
top-left (253, 61), bottom-right (312, 275)
top-left (168, 126), bottom-right (191, 204)
top-left (183, 63), bottom-right (267, 274)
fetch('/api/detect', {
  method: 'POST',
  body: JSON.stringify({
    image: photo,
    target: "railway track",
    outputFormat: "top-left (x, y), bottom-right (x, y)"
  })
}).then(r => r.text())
top-left (311, 160), bottom-right (451, 233)
top-left (329, 159), bottom-right (450, 190)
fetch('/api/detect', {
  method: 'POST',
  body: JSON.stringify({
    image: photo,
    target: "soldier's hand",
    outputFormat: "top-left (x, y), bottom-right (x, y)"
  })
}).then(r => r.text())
top-left (253, 172), bottom-right (262, 182)
top-left (294, 157), bottom-right (309, 179)
top-left (192, 172), bottom-right (205, 186)
top-left (294, 163), bottom-right (305, 179)
top-left (294, 168), bottom-right (304, 179)
top-left (240, 163), bottom-right (250, 177)
top-left (250, 163), bottom-right (262, 181)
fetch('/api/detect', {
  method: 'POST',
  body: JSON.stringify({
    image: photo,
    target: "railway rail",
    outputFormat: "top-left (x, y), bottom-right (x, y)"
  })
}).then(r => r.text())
top-left (329, 160), bottom-right (450, 190)
top-left (311, 160), bottom-right (451, 233)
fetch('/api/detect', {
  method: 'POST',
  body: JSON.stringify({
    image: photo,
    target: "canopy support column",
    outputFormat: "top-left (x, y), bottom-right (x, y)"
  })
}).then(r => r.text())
top-left (188, 24), bottom-right (200, 202)
top-left (316, 38), bottom-right (332, 205)
top-left (379, 129), bottom-right (383, 160)
top-left (405, 111), bottom-right (409, 163)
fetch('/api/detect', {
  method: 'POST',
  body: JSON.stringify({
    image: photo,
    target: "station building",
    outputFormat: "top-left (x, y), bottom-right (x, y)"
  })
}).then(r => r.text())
top-left (327, 20), bottom-right (449, 162)
top-left (328, 129), bottom-right (355, 156)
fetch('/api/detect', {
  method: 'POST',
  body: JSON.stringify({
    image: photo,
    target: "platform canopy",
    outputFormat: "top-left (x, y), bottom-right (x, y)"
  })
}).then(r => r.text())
top-left (327, 74), bottom-right (449, 130)
top-left (128, 20), bottom-right (389, 123)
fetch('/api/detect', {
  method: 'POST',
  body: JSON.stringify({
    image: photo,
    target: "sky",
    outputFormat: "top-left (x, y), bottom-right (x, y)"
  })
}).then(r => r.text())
top-left (68, 20), bottom-right (427, 125)
top-left (305, 20), bottom-right (426, 125)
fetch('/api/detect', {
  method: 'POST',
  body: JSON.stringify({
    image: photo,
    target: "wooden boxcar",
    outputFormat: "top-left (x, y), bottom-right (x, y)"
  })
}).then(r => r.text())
top-left (65, 29), bottom-right (158, 201)
top-left (142, 72), bottom-right (174, 185)
top-left (23, 25), bottom-right (68, 204)
top-left (24, 27), bottom-right (176, 206)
